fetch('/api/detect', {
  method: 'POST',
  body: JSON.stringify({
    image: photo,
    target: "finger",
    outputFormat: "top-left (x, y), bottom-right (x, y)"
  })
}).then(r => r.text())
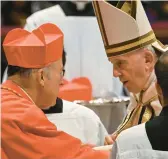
top-left (111, 133), bottom-right (118, 141)
top-left (104, 140), bottom-right (108, 145)
top-left (105, 136), bottom-right (113, 145)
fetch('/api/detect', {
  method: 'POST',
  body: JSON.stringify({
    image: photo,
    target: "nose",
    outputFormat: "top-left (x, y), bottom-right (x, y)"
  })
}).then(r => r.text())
top-left (113, 67), bottom-right (121, 77)
top-left (59, 75), bottom-right (64, 86)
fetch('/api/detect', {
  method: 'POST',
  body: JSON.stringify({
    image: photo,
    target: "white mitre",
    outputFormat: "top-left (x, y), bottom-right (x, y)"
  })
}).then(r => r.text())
top-left (92, 0), bottom-right (168, 59)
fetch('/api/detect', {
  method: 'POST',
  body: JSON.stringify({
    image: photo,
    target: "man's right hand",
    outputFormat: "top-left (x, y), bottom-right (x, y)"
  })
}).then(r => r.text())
top-left (104, 133), bottom-right (117, 145)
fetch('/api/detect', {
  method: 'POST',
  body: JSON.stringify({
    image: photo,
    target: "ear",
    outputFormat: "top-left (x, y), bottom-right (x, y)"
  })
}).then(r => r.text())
top-left (144, 50), bottom-right (155, 72)
top-left (36, 69), bottom-right (45, 87)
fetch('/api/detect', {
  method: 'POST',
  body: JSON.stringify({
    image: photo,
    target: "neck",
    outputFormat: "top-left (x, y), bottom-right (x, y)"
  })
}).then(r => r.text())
top-left (142, 71), bottom-right (156, 92)
top-left (8, 75), bottom-right (38, 106)
top-left (135, 71), bottom-right (157, 102)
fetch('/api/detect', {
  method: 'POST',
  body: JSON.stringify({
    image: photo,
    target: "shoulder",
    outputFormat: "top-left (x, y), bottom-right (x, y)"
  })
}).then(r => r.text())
top-left (2, 90), bottom-right (49, 127)
top-left (146, 115), bottom-right (168, 151)
top-left (1, 88), bottom-right (35, 113)
top-left (62, 100), bottom-right (100, 122)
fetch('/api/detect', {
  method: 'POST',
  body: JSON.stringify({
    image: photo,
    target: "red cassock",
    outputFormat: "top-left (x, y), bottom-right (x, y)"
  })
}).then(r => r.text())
top-left (1, 80), bottom-right (109, 159)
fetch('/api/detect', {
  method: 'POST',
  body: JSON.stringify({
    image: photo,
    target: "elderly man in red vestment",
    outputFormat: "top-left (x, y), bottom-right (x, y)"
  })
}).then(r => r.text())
top-left (1, 23), bottom-right (110, 159)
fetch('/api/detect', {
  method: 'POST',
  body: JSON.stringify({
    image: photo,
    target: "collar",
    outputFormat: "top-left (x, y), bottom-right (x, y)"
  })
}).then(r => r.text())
top-left (42, 97), bottom-right (63, 114)
top-left (142, 71), bottom-right (156, 92)
top-left (135, 71), bottom-right (157, 103)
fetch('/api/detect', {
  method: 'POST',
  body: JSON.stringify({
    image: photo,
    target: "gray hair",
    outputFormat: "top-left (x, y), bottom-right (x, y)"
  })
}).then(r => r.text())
top-left (144, 44), bottom-right (164, 60)
top-left (6, 64), bottom-right (52, 80)
top-left (21, 65), bottom-right (52, 79)
top-left (42, 65), bottom-right (52, 79)
top-left (145, 45), bottom-right (156, 54)
top-left (143, 44), bottom-right (158, 60)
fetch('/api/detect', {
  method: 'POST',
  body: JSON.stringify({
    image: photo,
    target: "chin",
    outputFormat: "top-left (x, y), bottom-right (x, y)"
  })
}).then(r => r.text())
top-left (40, 100), bottom-right (56, 109)
top-left (48, 99), bottom-right (57, 106)
top-left (42, 106), bottom-right (51, 110)
top-left (51, 100), bottom-right (57, 106)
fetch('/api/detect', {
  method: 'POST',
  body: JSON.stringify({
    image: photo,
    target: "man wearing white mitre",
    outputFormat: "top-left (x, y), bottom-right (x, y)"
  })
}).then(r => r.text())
top-left (92, 0), bottom-right (168, 147)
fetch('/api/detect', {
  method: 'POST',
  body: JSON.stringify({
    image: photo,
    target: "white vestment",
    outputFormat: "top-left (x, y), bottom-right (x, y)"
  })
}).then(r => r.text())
top-left (112, 123), bottom-right (168, 159)
top-left (46, 100), bottom-right (108, 146)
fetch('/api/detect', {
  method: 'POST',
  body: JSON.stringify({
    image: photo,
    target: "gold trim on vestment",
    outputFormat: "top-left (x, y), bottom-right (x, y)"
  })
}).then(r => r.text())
top-left (116, 95), bottom-right (158, 135)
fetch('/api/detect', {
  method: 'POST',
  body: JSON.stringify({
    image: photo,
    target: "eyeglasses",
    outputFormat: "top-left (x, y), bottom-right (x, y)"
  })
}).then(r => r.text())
top-left (62, 69), bottom-right (65, 76)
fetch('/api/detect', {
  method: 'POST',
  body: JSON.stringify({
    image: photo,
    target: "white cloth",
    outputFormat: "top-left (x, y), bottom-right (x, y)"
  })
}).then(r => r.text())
top-left (112, 123), bottom-right (168, 159)
top-left (24, 5), bottom-right (66, 31)
top-left (24, 6), bottom-right (123, 97)
top-left (45, 100), bottom-right (108, 146)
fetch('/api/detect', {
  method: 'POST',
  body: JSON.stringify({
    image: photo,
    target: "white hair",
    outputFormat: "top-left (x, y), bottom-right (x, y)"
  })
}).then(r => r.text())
top-left (26, 65), bottom-right (51, 79)
top-left (144, 44), bottom-right (158, 60)
top-left (42, 65), bottom-right (52, 79)
top-left (145, 45), bottom-right (155, 54)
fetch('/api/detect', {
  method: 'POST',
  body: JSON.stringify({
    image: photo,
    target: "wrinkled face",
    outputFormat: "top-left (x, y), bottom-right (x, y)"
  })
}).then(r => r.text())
top-left (110, 49), bottom-right (153, 94)
top-left (38, 58), bottom-right (63, 108)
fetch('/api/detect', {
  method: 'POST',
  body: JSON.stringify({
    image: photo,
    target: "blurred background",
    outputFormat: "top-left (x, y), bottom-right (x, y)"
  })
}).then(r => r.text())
top-left (1, 1), bottom-right (168, 133)
top-left (1, 1), bottom-right (168, 83)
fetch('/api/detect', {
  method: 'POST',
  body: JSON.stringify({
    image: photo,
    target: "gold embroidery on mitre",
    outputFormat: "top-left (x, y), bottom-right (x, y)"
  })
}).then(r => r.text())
top-left (106, 31), bottom-right (156, 58)
top-left (117, 0), bottom-right (137, 19)
top-left (157, 40), bottom-right (168, 49)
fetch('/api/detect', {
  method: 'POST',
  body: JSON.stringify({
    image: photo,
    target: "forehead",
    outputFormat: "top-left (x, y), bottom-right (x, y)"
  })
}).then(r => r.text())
top-left (109, 49), bottom-right (142, 63)
top-left (109, 53), bottom-right (130, 63)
